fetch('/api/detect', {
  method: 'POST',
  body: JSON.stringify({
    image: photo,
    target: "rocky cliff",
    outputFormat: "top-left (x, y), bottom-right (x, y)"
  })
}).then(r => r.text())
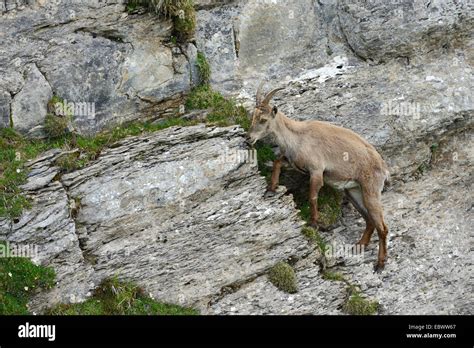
top-left (0, 0), bottom-right (472, 314)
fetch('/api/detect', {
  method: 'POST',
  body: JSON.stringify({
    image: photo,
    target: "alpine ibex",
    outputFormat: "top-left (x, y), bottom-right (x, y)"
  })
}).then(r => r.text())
top-left (249, 83), bottom-right (391, 271)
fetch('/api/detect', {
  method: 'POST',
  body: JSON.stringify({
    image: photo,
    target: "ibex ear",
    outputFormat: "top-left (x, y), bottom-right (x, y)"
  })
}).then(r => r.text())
top-left (272, 106), bottom-right (278, 117)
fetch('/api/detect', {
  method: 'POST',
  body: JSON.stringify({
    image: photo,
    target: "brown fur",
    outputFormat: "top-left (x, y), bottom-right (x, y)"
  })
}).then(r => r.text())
top-left (249, 86), bottom-right (390, 271)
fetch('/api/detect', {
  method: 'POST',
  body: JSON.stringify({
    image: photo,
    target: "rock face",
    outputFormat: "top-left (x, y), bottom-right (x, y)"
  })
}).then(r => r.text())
top-left (197, 0), bottom-right (474, 176)
top-left (207, 132), bottom-right (474, 315)
top-left (0, 0), bottom-right (198, 135)
top-left (0, 149), bottom-right (95, 308)
top-left (338, 0), bottom-right (473, 62)
top-left (0, 0), bottom-right (472, 315)
top-left (1, 125), bottom-right (471, 315)
top-left (11, 64), bottom-right (53, 137)
top-left (0, 125), bottom-right (312, 311)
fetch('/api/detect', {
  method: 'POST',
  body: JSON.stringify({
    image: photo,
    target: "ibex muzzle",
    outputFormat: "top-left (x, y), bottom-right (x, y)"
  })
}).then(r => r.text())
top-left (250, 83), bottom-right (391, 272)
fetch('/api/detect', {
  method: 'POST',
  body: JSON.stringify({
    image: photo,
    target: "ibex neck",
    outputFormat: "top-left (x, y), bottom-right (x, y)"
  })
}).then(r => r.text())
top-left (272, 112), bottom-right (303, 152)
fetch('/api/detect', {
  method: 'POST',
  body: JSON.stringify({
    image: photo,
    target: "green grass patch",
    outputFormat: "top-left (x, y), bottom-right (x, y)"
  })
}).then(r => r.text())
top-left (254, 142), bottom-right (276, 180)
top-left (0, 115), bottom-right (197, 220)
top-left (267, 261), bottom-right (298, 294)
top-left (1, 83), bottom-right (246, 220)
top-left (343, 287), bottom-right (379, 315)
top-left (126, 1), bottom-right (139, 12)
top-left (301, 226), bottom-right (329, 254)
top-left (294, 185), bottom-right (342, 227)
top-left (322, 270), bottom-right (345, 282)
top-left (44, 95), bottom-right (73, 140)
top-left (0, 128), bottom-right (45, 219)
top-left (54, 152), bottom-right (82, 173)
top-left (47, 277), bottom-right (198, 315)
top-left (44, 113), bottom-right (70, 139)
top-left (171, 0), bottom-right (195, 41)
top-left (185, 85), bottom-right (250, 130)
top-left (0, 241), bottom-right (56, 315)
top-left (128, 0), bottom-right (196, 41)
top-left (196, 52), bottom-right (211, 85)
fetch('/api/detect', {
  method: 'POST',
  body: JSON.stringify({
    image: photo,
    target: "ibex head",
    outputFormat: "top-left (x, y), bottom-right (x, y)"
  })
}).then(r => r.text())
top-left (248, 82), bottom-right (284, 145)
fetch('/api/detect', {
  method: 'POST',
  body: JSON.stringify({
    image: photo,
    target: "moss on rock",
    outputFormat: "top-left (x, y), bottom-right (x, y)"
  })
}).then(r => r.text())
top-left (268, 261), bottom-right (298, 294)
top-left (343, 288), bottom-right (379, 315)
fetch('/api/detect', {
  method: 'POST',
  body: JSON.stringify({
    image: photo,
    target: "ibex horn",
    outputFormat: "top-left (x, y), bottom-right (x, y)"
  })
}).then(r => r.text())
top-left (256, 81), bottom-right (265, 105)
top-left (262, 87), bottom-right (284, 106)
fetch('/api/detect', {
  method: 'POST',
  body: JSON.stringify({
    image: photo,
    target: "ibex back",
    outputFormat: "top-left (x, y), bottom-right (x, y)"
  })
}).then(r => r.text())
top-left (249, 83), bottom-right (390, 271)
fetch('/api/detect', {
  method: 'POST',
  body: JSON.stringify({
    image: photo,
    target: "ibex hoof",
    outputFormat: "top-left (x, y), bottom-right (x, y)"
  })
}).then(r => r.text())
top-left (374, 262), bottom-right (385, 273)
top-left (264, 189), bottom-right (277, 198)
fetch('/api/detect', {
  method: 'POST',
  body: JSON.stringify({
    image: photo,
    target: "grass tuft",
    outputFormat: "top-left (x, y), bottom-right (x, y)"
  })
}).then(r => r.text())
top-left (47, 277), bottom-right (198, 315)
top-left (322, 270), bottom-right (345, 282)
top-left (0, 241), bottom-right (56, 315)
top-left (44, 114), bottom-right (70, 139)
top-left (185, 85), bottom-right (250, 130)
top-left (301, 226), bottom-right (329, 254)
top-left (128, 0), bottom-right (196, 41)
top-left (254, 142), bottom-right (276, 180)
top-left (196, 52), bottom-right (211, 86)
top-left (268, 261), bottom-right (298, 294)
top-left (343, 287), bottom-right (379, 315)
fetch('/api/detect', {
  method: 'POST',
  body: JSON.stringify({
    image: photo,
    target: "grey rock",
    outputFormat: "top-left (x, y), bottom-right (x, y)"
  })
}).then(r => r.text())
top-left (1, 0), bottom-right (29, 13)
top-left (207, 132), bottom-right (473, 315)
top-left (0, 149), bottom-right (95, 309)
top-left (195, 4), bottom-right (241, 93)
top-left (207, 252), bottom-right (347, 315)
top-left (275, 55), bottom-right (473, 177)
top-left (196, 0), bottom-right (342, 94)
top-left (1, 125), bottom-right (310, 311)
top-left (338, 0), bottom-right (474, 63)
top-left (0, 90), bottom-right (11, 128)
top-left (196, 0), bottom-right (473, 176)
top-left (0, 1), bottom-right (198, 135)
top-left (0, 0), bottom-right (472, 316)
top-left (11, 64), bottom-right (52, 135)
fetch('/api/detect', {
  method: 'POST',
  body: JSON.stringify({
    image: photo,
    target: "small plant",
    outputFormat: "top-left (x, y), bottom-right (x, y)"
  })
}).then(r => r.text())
top-left (44, 95), bottom-right (73, 139)
top-left (255, 142), bottom-right (276, 180)
top-left (47, 277), bottom-right (198, 315)
top-left (171, 0), bottom-right (196, 41)
top-left (416, 161), bottom-right (429, 176)
top-left (44, 114), bottom-right (70, 139)
top-left (185, 85), bottom-right (224, 110)
top-left (128, 0), bottom-right (196, 41)
top-left (196, 52), bottom-right (211, 86)
top-left (429, 142), bottom-right (441, 164)
top-left (54, 152), bottom-right (81, 173)
top-left (0, 241), bottom-right (56, 315)
top-left (322, 271), bottom-right (345, 282)
top-left (126, 1), bottom-right (138, 12)
top-left (185, 85), bottom-right (250, 130)
top-left (0, 128), bottom-right (33, 220)
top-left (301, 226), bottom-right (329, 254)
top-left (343, 287), bottom-right (379, 315)
top-left (268, 261), bottom-right (298, 294)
